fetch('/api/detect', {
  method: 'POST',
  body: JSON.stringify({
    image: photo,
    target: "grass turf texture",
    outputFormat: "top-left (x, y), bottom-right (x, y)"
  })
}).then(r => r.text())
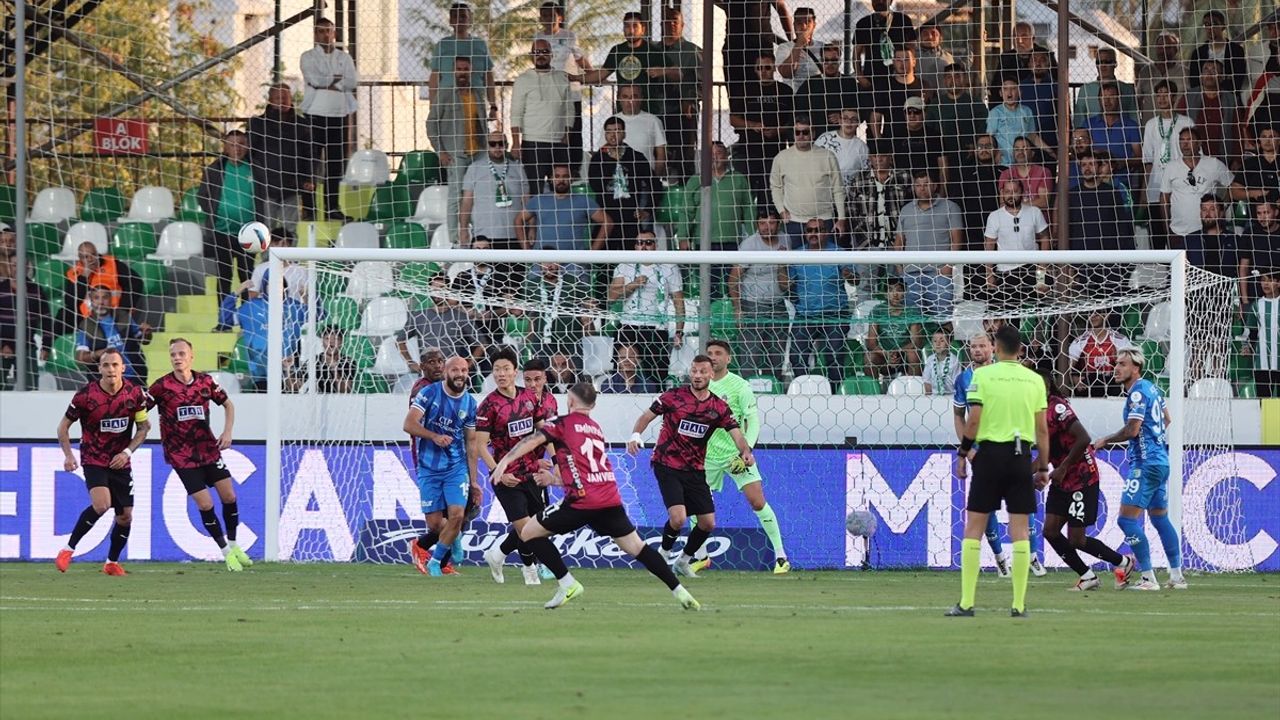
top-left (1, 564), bottom-right (1277, 720)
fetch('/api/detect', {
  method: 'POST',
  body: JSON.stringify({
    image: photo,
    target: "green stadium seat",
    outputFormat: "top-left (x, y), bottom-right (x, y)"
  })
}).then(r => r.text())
top-left (33, 258), bottom-right (68, 301)
top-left (110, 222), bottom-right (158, 260)
top-left (316, 268), bottom-right (348, 298)
top-left (397, 150), bottom-right (442, 186)
top-left (341, 335), bottom-right (376, 369)
top-left (384, 220), bottom-right (429, 250)
top-left (1139, 340), bottom-right (1166, 376)
top-left (177, 188), bottom-right (206, 224)
top-left (132, 259), bottom-right (171, 296)
top-left (26, 223), bottom-right (63, 260)
top-left (354, 370), bottom-right (389, 393)
top-left (367, 181), bottom-right (415, 222)
top-left (0, 184), bottom-right (16, 224)
top-left (840, 375), bottom-right (882, 395)
top-left (1238, 381), bottom-right (1257, 399)
top-left (47, 334), bottom-right (81, 374)
top-left (80, 187), bottom-right (127, 224)
top-left (322, 296), bottom-right (360, 330)
top-left (397, 261), bottom-right (440, 291)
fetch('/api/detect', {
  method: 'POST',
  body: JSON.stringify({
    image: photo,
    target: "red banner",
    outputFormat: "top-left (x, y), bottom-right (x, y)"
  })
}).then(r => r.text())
top-left (93, 118), bottom-right (150, 155)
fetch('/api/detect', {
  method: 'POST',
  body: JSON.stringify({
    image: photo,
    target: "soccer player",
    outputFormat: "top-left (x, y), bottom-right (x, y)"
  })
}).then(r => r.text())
top-left (948, 326), bottom-right (1048, 617)
top-left (492, 382), bottom-right (701, 610)
top-left (406, 347), bottom-right (462, 574)
top-left (148, 338), bottom-right (252, 571)
top-left (1033, 366), bottom-right (1133, 591)
top-left (1092, 348), bottom-right (1185, 590)
top-left (479, 348), bottom-right (555, 585)
top-left (54, 348), bottom-right (152, 575)
top-left (695, 339), bottom-right (789, 573)
top-left (402, 356), bottom-right (481, 577)
top-left (627, 355), bottom-right (755, 578)
top-left (522, 356), bottom-right (561, 428)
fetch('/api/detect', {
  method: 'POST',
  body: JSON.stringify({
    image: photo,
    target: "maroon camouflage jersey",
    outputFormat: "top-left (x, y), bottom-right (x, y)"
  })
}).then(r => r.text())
top-left (1047, 394), bottom-right (1100, 492)
top-left (530, 388), bottom-right (559, 424)
top-left (540, 412), bottom-right (622, 510)
top-left (64, 380), bottom-right (151, 468)
top-left (407, 376), bottom-right (433, 459)
top-left (148, 372), bottom-right (230, 469)
top-left (476, 387), bottom-right (552, 479)
top-left (650, 386), bottom-right (739, 472)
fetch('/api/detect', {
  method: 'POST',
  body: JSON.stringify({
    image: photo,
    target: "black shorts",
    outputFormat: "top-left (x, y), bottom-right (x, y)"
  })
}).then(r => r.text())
top-left (538, 502), bottom-right (636, 539)
top-left (175, 461), bottom-right (232, 495)
top-left (654, 464), bottom-right (715, 517)
top-left (966, 442), bottom-right (1036, 515)
top-left (1045, 484), bottom-right (1100, 528)
top-left (494, 480), bottom-right (546, 522)
top-left (83, 465), bottom-right (134, 513)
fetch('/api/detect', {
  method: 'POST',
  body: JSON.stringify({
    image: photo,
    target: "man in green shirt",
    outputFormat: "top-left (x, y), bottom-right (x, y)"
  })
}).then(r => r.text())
top-left (949, 325), bottom-right (1049, 618)
top-left (198, 129), bottom-right (260, 331)
top-left (866, 278), bottom-right (925, 378)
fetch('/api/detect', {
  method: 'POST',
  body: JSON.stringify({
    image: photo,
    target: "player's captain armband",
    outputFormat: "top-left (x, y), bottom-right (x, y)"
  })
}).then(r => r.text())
top-left (133, 409), bottom-right (149, 423)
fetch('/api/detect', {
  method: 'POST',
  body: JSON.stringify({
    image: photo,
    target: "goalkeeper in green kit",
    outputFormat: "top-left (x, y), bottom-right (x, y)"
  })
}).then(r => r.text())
top-left (693, 339), bottom-right (790, 573)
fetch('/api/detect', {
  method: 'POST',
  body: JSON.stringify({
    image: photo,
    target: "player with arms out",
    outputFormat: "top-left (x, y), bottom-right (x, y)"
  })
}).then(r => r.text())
top-left (492, 382), bottom-right (701, 610)
top-left (148, 338), bottom-right (252, 571)
top-left (1033, 365), bottom-right (1132, 590)
top-left (479, 348), bottom-right (555, 584)
top-left (1092, 348), bottom-right (1185, 590)
top-left (627, 355), bottom-right (755, 578)
top-left (55, 348), bottom-right (152, 575)
top-left (402, 356), bottom-right (481, 577)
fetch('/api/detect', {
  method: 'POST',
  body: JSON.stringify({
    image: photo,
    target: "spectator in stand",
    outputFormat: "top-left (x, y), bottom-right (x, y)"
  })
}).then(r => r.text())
top-left (535, 2), bottom-right (591, 167)
top-left (450, 237), bottom-right (504, 347)
top-left (584, 12), bottom-right (677, 116)
top-left (797, 42), bottom-right (856, 137)
top-left (929, 63), bottom-right (989, 168)
top-left (1242, 200), bottom-right (1280, 307)
top-left (1245, 11), bottom-right (1280, 130)
top-left (198, 130), bottom-right (259, 332)
top-left (1231, 124), bottom-right (1280, 204)
top-left (1176, 194), bottom-right (1246, 280)
top-left (428, 56), bottom-right (490, 244)
top-left (0, 250), bottom-right (50, 390)
top-left (396, 273), bottom-right (481, 366)
top-left (715, 0), bottom-right (793, 110)
top-left (1138, 32), bottom-right (1188, 123)
top-left (1066, 127), bottom-right (1093, 188)
top-left (246, 231), bottom-right (308, 303)
top-left (600, 342), bottom-right (658, 394)
top-left (998, 136), bottom-right (1053, 213)
top-left (299, 18), bottom-right (356, 220)
top-left (522, 262), bottom-right (595, 360)
top-left (64, 241), bottom-right (143, 335)
top-left (510, 38), bottom-right (574, 193)
top-left (988, 21), bottom-right (1056, 104)
top-left (914, 25), bottom-right (954, 93)
top-left (870, 47), bottom-right (923, 140)
top-left (984, 178), bottom-right (1051, 310)
top-left (696, 141), bottom-right (755, 255)
top-left (613, 85), bottom-right (668, 179)
top-left (1161, 127), bottom-right (1235, 245)
top-left (921, 328), bottom-right (961, 395)
top-left (1143, 80), bottom-right (1196, 248)
top-left (953, 134), bottom-right (1002, 251)
top-left (729, 209), bottom-right (790, 378)
top-left (587, 116), bottom-right (655, 252)
top-left (1068, 310), bottom-right (1134, 397)
top-left (1188, 10), bottom-right (1248, 99)
top-left (851, 0), bottom-right (916, 89)
top-left (771, 118), bottom-right (845, 247)
top-left (1096, 150), bottom-right (1135, 215)
top-left (815, 108), bottom-right (869, 185)
top-left (427, 2), bottom-right (496, 111)
top-left (517, 164), bottom-right (610, 280)
top-left (545, 351), bottom-right (583, 393)
top-left (729, 53), bottom-right (793, 207)
top-left (775, 6), bottom-right (819, 93)
top-left (892, 97), bottom-right (949, 188)
top-left (247, 82), bottom-right (314, 230)
top-left (1066, 150), bottom-right (1135, 294)
top-left (304, 326), bottom-right (357, 394)
top-left (896, 170), bottom-right (963, 319)
top-left (1085, 82), bottom-right (1143, 188)
top-left (1073, 48), bottom-right (1137, 126)
top-left (461, 131), bottom-right (530, 296)
top-left (1019, 49), bottom-right (1059, 150)
top-left (75, 284), bottom-right (151, 383)
top-left (607, 231), bottom-right (685, 384)
top-left (866, 278), bottom-right (924, 379)
top-left (849, 140), bottom-right (912, 251)
top-left (987, 77), bottom-right (1054, 167)
top-left (658, 7), bottom-right (702, 181)
top-left (788, 221), bottom-right (855, 387)
top-left (1185, 59), bottom-right (1243, 162)
top-left (1244, 269), bottom-right (1280, 397)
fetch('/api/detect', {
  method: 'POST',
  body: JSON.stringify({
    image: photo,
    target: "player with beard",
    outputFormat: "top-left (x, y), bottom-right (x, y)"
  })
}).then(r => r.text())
top-left (408, 347), bottom-right (462, 574)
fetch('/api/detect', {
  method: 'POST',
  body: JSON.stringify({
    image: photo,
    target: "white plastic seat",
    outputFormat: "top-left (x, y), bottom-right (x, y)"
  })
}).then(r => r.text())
top-left (208, 371), bottom-right (241, 394)
top-left (343, 149), bottom-right (391, 186)
top-left (371, 335), bottom-right (411, 374)
top-left (430, 223), bottom-right (454, 251)
top-left (353, 296), bottom-right (409, 337)
top-left (747, 376), bottom-right (776, 394)
top-left (121, 186), bottom-right (175, 222)
top-left (887, 375), bottom-right (927, 396)
top-left (1141, 301), bottom-right (1171, 342)
top-left (581, 336), bottom-right (615, 377)
top-left (343, 261), bottom-right (395, 300)
top-left (148, 221), bottom-right (204, 263)
top-left (393, 373), bottom-right (421, 394)
top-left (29, 187), bottom-right (77, 224)
top-left (667, 333), bottom-right (701, 378)
top-left (410, 185), bottom-right (448, 225)
top-left (951, 300), bottom-right (988, 342)
top-left (1188, 377), bottom-right (1233, 399)
top-left (336, 222), bottom-right (380, 250)
top-left (787, 374), bottom-right (833, 395)
top-left (53, 222), bottom-right (109, 260)
top-left (848, 299), bottom-right (882, 343)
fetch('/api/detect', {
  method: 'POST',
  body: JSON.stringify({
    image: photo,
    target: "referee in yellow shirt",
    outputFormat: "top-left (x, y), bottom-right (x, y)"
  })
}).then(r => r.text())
top-left (947, 325), bottom-right (1049, 617)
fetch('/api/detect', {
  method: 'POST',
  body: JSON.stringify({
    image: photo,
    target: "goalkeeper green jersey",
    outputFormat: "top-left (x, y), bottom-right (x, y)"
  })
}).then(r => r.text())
top-left (707, 372), bottom-right (760, 460)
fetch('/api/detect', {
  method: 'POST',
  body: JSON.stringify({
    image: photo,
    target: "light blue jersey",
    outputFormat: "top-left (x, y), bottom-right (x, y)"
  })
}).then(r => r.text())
top-left (953, 366), bottom-right (974, 409)
top-left (410, 382), bottom-right (478, 472)
top-left (1123, 378), bottom-right (1169, 468)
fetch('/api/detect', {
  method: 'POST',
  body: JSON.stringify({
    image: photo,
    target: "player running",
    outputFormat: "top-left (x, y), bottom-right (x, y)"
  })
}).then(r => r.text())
top-left (148, 338), bottom-right (252, 571)
top-left (692, 339), bottom-right (789, 573)
top-left (479, 349), bottom-right (556, 585)
top-left (402, 356), bottom-right (481, 577)
top-left (1033, 366), bottom-right (1133, 591)
top-left (54, 348), bottom-right (152, 575)
top-left (492, 382), bottom-right (701, 610)
top-left (1092, 348), bottom-right (1185, 590)
top-left (627, 355), bottom-right (755, 578)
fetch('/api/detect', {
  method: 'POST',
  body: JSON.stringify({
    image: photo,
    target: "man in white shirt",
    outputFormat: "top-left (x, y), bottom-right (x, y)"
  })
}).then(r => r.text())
top-left (729, 209), bottom-right (790, 378)
top-left (775, 6), bottom-right (820, 93)
top-left (1142, 79), bottom-right (1195, 247)
top-left (770, 118), bottom-right (846, 247)
top-left (984, 178), bottom-right (1051, 311)
top-left (815, 108), bottom-right (870, 185)
top-left (614, 85), bottom-right (667, 179)
top-left (1159, 126), bottom-right (1234, 243)
top-left (606, 231), bottom-right (685, 383)
top-left (300, 18), bottom-right (357, 220)
top-left (511, 38), bottom-right (575, 192)
top-left (534, 1), bottom-right (590, 165)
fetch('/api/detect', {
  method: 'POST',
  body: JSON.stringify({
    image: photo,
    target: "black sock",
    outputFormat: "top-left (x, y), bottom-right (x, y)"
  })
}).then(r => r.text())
top-left (636, 545), bottom-right (680, 590)
top-left (107, 521), bottom-right (130, 562)
top-left (222, 501), bottom-right (239, 542)
top-left (683, 527), bottom-right (711, 558)
top-left (417, 530), bottom-right (440, 551)
top-left (68, 506), bottom-right (105, 549)
top-left (200, 508), bottom-right (227, 548)
top-left (661, 522), bottom-right (681, 552)
top-left (517, 543), bottom-right (536, 567)
top-left (525, 537), bottom-right (567, 579)
top-left (1082, 536), bottom-right (1125, 566)
top-left (499, 529), bottom-right (521, 556)
top-left (1045, 531), bottom-right (1089, 575)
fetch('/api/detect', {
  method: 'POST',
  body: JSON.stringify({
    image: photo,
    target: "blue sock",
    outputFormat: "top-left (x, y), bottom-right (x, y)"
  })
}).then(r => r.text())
top-left (984, 514), bottom-right (1004, 556)
top-left (1118, 516), bottom-right (1151, 572)
top-left (432, 541), bottom-right (451, 565)
top-left (1149, 513), bottom-right (1182, 570)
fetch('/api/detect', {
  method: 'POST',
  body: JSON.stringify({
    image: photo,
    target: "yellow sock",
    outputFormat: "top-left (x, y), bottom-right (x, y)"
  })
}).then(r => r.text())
top-left (1011, 540), bottom-right (1030, 612)
top-left (960, 538), bottom-right (980, 609)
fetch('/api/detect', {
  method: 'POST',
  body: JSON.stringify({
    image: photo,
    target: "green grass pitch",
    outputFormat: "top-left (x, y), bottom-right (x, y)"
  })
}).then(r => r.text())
top-left (2, 563), bottom-right (1277, 720)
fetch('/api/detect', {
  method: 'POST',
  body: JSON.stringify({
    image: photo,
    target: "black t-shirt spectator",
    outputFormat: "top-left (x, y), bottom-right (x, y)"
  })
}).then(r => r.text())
top-left (731, 81), bottom-right (794, 148)
top-left (795, 74), bottom-right (857, 134)
top-left (1188, 42), bottom-right (1248, 97)
top-left (872, 75), bottom-right (923, 137)
top-left (852, 11), bottom-right (917, 78)
top-left (1178, 229), bottom-right (1243, 277)
top-left (891, 126), bottom-right (946, 177)
top-left (1239, 154), bottom-right (1280, 203)
top-left (1244, 222), bottom-right (1280, 273)
top-left (1067, 184), bottom-right (1135, 251)
top-left (953, 163), bottom-right (1002, 245)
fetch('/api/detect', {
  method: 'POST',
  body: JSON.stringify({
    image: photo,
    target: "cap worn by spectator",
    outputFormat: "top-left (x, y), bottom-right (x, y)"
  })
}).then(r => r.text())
top-left (903, 97), bottom-right (926, 112)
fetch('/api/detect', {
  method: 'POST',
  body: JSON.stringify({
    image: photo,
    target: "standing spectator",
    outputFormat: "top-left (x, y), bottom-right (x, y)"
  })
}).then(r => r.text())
top-left (895, 170), bottom-right (963, 319)
top-left (601, 343), bottom-right (658, 394)
top-left (921, 328), bottom-right (961, 395)
top-left (584, 12), bottom-right (676, 116)
top-left (522, 262), bottom-right (595, 360)
top-left (1085, 83), bottom-right (1142, 183)
top-left (984, 179), bottom-right (1051, 311)
top-left (396, 274), bottom-right (481, 365)
top-left (998, 136), bottom-right (1053, 213)
top-left (714, 0), bottom-right (793, 108)
top-left (1161, 127), bottom-right (1234, 244)
top-left (607, 231), bottom-right (685, 384)
top-left (849, 141), bottom-right (912, 251)
top-left (450, 237), bottom-right (504, 347)
top-left (1244, 270), bottom-right (1280, 397)
top-left (198, 130), bottom-right (259, 331)
top-left (953, 134), bottom-right (1002, 250)
top-left (866, 278), bottom-right (924, 379)
top-left (75, 285), bottom-right (150, 383)
top-left (891, 97), bottom-right (949, 187)
top-left (299, 18), bottom-right (356, 220)
top-left (613, 85), bottom-right (668, 179)
top-left (545, 351), bottom-right (583, 393)
top-left (775, 6), bottom-right (819, 93)
top-left (428, 56), bottom-right (489, 243)
top-left (787, 221), bottom-right (855, 387)
top-left (988, 21), bottom-right (1056, 102)
top-left (658, 7), bottom-right (702, 181)
top-left (770, 118), bottom-right (845, 246)
top-left (1066, 127), bottom-right (1094, 188)
top-left (815, 108), bottom-right (869, 185)
top-left (797, 42), bottom-right (856, 137)
top-left (1231, 125), bottom-right (1280, 204)
top-left (535, 2), bottom-right (591, 166)
top-left (518, 164), bottom-right (611, 273)
top-left (1242, 201), bottom-right (1280, 307)
top-left (869, 47), bottom-right (922, 140)
top-left (729, 53), bottom-right (793, 207)
top-left (426, 2), bottom-right (496, 112)
top-left (587, 117), bottom-right (656, 251)
top-left (1176, 195), bottom-right (1246, 279)
top-left (1066, 149), bottom-right (1135, 302)
top-left (987, 78), bottom-right (1053, 167)
top-left (914, 25), bottom-right (954, 93)
top-left (729, 209), bottom-right (790, 378)
top-left (311, 327), bottom-right (357, 394)
top-left (695, 141), bottom-right (755, 255)
top-left (1185, 59), bottom-right (1243, 161)
top-left (510, 38), bottom-right (574, 193)
top-left (1137, 32), bottom-right (1188, 123)
top-left (1068, 310), bottom-right (1134, 397)
top-left (1188, 10), bottom-right (1248, 99)
top-left (1072, 48), bottom-right (1137, 126)
top-left (851, 0), bottom-right (916, 89)
top-left (0, 251), bottom-right (50, 390)
top-left (247, 83), bottom-right (314, 230)
top-left (929, 64), bottom-right (989, 168)
top-left (460, 131), bottom-right (530, 295)
top-left (1019, 49), bottom-right (1060, 148)
top-left (1143, 80), bottom-right (1196, 248)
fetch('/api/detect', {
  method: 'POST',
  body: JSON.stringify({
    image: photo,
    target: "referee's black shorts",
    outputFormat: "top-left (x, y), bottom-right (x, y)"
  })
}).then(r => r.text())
top-left (967, 441), bottom-right (1036, 515)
